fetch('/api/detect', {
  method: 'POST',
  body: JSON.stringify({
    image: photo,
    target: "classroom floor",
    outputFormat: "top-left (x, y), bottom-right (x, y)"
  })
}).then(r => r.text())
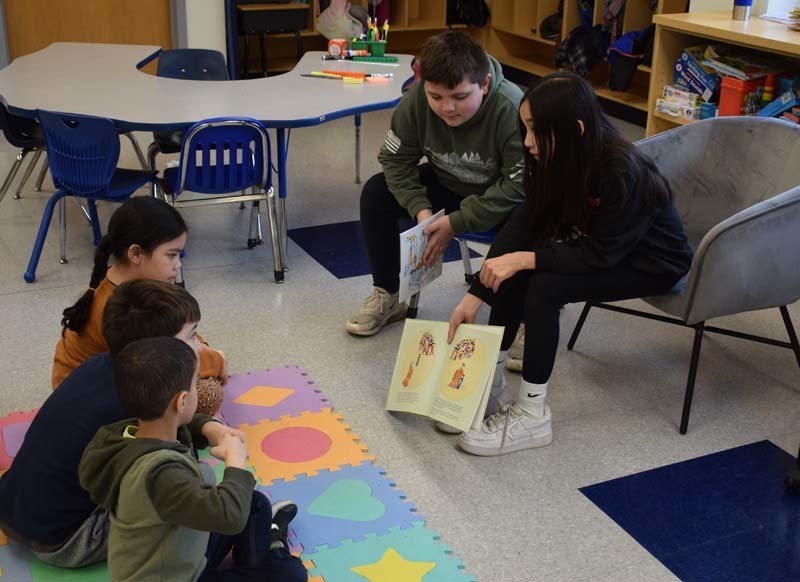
top-left (1, 108), bottom-right (799, 581)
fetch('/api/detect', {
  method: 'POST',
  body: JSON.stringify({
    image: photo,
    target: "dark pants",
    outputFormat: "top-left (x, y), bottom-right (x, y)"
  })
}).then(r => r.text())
top-left (360, 164), bottom-right (462, 294)
top-left (199, 491), bottom-right (306, 582)
top-left (486, 261), bottom-right (682, 384)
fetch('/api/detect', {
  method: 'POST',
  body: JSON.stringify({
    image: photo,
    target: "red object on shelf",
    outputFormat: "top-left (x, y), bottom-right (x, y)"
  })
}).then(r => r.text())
top-left (718, 76), bottom-right (766, 116)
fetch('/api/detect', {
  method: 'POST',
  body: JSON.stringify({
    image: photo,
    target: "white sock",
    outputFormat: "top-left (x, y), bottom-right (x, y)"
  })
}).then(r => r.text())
top-left (518, 378), bottom-right (547, 417)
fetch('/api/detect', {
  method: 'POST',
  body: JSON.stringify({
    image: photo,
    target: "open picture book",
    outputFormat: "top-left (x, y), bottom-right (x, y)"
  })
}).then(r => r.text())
top-left (385, 319), bottom-right (504, 433)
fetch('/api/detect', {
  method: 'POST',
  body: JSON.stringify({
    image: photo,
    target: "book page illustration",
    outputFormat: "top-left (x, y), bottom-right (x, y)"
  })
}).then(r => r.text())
top-left (386, 320), bottom-right (503, 432)
top-left (398, 209), bottom-right (444, 304)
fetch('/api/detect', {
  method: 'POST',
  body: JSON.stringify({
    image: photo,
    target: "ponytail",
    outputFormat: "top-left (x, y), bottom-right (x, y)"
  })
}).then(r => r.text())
top-left (59, 197), bottom-right (187, 336)
top-left (60, 234), bottom-right (114, 335)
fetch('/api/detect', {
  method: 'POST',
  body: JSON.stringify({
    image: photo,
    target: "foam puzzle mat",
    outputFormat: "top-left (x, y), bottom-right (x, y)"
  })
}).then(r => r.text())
top-left (0, 365), bottom-right (476, 581)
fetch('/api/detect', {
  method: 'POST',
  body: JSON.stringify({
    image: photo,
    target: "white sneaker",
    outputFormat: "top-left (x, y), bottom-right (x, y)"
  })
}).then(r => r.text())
top-left (458, 403), bottom-right (552, 456)
top-left (434, 377), bottom-right (508, 434)
top-left (506, 325), bottom-right (524, 372)
top-left (345, 287), bottom-right (407, 336)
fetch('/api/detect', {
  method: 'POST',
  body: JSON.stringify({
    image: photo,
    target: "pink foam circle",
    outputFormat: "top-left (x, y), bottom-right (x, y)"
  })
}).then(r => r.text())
top-left (261, 426), bottom-right (332, 462)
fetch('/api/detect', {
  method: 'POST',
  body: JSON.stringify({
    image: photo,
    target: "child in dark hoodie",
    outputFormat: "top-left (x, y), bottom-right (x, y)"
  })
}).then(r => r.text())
top-left (79, 337), bottom-right (307, 582)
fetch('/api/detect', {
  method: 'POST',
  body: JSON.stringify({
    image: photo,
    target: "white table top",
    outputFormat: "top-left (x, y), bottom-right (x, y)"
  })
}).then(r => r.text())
top-left (0, 43), bottom-right (414, 130)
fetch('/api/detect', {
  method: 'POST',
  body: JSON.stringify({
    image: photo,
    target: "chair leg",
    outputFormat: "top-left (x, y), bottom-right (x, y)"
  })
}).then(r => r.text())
top-left (567, 302), bottom-right (593, 350)
top-left (679, 322), bottom-right (705, 435)
top-left (248, 197), bottom-right (263, 249)
top-left (265, 187), bottom-right (284, 283)
top-left (122, 133), bottom-right (148, 171)
top-left (59, 197), bottom-right (68, 264)
top-left (779, 305), bottom-right (800, 369)
top-left (0, 148), bottom-right (28, 204)
top-left (354, 114), bottom-right (361, 184)
top-left (240, 190), bottom-right (246, 210)
top-left (24, 191), bottom-right (69, 283)
top-left (34, 153), bottom-right (49, 191)
top-left (407, 292), bottom-right (420, 319)
top-left (147, 142), bottom-right (160, 198)
top-left (87, 200), bottom-right (102, 245)
top-left (13, 148), bottom-right (42, 199)
top-left (72, 197), bottom-right (92, 225)
top-left (458, 239), bottom-right (475, 283)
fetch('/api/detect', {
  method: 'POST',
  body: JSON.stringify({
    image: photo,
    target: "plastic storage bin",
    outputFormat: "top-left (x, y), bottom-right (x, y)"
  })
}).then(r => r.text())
top-left (718, 76), bottom-right (765, 116)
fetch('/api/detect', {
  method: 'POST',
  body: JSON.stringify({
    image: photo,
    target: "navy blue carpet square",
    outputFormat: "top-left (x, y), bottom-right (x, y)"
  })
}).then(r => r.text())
top-left (580, 440), bottom-right (800, 582)
top-left (287, 219), bottom-right (481, 279)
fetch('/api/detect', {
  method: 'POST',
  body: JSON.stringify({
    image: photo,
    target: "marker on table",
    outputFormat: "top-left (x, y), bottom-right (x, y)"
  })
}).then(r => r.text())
top-left (301, 72), bottom-right (341, 80)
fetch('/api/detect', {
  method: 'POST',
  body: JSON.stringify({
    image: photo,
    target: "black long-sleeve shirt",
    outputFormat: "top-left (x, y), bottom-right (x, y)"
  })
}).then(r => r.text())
top-left (469, 171), bottom-right (693, 301)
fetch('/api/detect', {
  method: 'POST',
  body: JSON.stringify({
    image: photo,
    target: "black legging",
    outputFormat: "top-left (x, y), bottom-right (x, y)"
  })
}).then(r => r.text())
top-left (485, 261), bottom-right (682, 384)
top-left (360, 164), bottom-right (463, 294)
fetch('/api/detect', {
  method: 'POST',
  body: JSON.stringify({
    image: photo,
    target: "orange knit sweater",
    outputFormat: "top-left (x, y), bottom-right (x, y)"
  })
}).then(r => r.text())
top-left (52, 278), bottom-right (225, 388)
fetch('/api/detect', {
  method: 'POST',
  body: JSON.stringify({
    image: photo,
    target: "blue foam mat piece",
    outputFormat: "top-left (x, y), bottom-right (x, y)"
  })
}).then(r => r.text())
top-left (580, 440), bottom-right (800, 581)
top-left (259, 461), bottom-right (422, 552)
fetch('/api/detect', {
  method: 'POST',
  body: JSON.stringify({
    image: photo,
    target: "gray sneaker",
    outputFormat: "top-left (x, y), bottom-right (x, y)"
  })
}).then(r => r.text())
top-left (458, 403), bottom-right (552, 456)
top-left (506, 324), bottom-right (525, 372)
top-left (345, 287), bottom-right (407, 336)
top-left (435, 376), bottom-right (508, 434)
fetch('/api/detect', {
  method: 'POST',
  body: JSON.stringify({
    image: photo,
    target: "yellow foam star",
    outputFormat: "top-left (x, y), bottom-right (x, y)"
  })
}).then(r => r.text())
top-left (351, 548), bottom-right (435, 582)
top-left (234, 385), bottom-right (294, 407)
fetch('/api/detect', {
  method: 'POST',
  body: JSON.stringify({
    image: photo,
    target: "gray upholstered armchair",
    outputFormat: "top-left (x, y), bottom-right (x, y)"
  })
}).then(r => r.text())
top-left (567, 116), bottom-right (800, 434)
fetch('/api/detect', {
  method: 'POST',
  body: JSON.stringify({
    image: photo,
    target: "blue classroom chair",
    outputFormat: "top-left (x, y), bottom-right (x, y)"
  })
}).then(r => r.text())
top-left (0, 104), bottom-right (46, 203)
top-left (161, 117), bottom-right (284, 283)
top-left (147, 49), bottom-right (230, 197)
top-left (24, 110), bottom-right (159, 283)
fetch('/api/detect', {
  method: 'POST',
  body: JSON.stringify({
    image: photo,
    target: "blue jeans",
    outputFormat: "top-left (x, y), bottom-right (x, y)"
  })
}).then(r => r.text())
top-left (198, 491), bottom-right (306, 582)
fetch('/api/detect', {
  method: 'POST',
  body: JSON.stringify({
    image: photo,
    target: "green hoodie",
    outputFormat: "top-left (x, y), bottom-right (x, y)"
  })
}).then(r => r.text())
top-left (79, 416), bottom-right (255, 582)
top-left (378, 55), bottom-right (525, 234)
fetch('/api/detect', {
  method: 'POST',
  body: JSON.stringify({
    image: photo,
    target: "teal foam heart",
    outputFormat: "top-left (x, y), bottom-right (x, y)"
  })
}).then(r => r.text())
top-left (308, 479), bottom-right (386, 522)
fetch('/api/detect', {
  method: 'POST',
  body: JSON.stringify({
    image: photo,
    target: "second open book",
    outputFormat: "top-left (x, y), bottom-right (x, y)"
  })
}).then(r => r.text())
top-left (385, 319), bottom-right (504, 433)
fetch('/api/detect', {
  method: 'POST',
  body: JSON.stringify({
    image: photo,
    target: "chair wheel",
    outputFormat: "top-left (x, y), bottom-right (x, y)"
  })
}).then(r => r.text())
top-left (786, 467), bottom-right (800, 492)
top-left (407, 307), bottom-right (418, 319)
top-left (247, 238), bottom-right (261, 249)
top-left (464, 273), bottom-right (476, 284)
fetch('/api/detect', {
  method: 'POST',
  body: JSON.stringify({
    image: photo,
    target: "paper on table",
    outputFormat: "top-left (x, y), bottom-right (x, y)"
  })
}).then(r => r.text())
top-left (398, 209), bottom-right (445, 304)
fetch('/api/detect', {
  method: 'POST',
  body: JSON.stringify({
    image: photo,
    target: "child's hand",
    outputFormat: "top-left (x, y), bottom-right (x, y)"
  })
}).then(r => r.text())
top-left (421, 215), bottom-right (454, 267)
top-left (210, 432), bottom-right (249, 469)
top-left (202, 421), bottom-right (245, 447)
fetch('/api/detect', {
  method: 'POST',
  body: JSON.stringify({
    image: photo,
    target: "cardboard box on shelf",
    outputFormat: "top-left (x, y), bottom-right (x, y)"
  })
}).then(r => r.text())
top-left (656, 98), bottom-right (701, 120)
top-left (674, 46), bottom-right (720, 102)
top-left (662, 85), bottom-right (703, 107)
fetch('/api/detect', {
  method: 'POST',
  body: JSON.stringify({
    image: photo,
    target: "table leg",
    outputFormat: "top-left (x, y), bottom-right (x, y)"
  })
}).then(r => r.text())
top-left (276, 127), bottom-right (288, 271)
top-left (354, 114), bottom-right (361, 184)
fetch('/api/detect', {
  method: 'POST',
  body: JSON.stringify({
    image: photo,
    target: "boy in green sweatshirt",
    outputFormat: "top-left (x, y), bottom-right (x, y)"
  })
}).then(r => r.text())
top-left (346, 29), bottom-right (525, 337)
top-left (79, 337), bottom-right (307, 582)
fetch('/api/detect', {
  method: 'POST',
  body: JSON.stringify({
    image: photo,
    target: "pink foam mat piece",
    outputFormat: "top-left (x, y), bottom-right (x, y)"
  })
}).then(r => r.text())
top-left (2, 421), bottom-right (32, 458)
top-left (219, 366), bottom-right (329, 428)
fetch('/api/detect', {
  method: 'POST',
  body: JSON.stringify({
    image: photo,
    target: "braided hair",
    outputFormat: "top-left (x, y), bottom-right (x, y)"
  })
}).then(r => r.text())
top-left (60, 197), bottom-right (187, 335)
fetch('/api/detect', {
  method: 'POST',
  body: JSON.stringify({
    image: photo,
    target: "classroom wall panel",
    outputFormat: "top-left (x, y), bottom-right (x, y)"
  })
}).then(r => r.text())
top-left (4, 0), bottom-right (172, 60)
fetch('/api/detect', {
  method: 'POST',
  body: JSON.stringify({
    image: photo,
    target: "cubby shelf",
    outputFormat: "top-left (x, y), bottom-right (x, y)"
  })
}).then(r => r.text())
top-left (485, 0), bottom-right (688, 121)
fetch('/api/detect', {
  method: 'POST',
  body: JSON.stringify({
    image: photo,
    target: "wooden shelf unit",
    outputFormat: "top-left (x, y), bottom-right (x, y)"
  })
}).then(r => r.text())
top-left (237, 0), bottom-right (463, 76)
top-left (484, 0), bottom-right (687, 114)
top-left (646, 12), bottom-right (800, 136)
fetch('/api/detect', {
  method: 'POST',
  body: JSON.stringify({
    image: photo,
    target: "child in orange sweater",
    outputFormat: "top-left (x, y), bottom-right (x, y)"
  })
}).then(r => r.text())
top-left (52, 197), bottom-right (228, 415)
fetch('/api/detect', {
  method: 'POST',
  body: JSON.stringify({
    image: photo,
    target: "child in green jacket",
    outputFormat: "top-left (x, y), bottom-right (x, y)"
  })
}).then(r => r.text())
top-left (80, 337), bottom-right (306, 581)
top-left (346, 29), bottom-right (525, 337)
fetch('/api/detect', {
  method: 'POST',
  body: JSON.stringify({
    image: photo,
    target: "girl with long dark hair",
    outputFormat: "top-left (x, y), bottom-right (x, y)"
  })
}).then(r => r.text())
top-left (446, 72), bottom-right (693, 456)
top-left (52, 197), bottom-right (228, 415)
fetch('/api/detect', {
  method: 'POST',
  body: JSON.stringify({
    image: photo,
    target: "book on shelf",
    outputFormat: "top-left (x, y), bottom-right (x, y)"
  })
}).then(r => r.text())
top-left (385, 319), bottom-right (503, 433)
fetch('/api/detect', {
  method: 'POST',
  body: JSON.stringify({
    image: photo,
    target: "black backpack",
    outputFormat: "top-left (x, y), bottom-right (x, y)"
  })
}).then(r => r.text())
top-left (447, 0), bottom-right (490, 27)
